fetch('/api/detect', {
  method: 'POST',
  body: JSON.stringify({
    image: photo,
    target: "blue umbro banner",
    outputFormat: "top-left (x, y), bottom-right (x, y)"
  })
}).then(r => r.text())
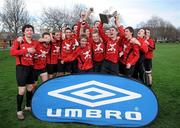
top-left (32, 74), bottom-right (158, 127)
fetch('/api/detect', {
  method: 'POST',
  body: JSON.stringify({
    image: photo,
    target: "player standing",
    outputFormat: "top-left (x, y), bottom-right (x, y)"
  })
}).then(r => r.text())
top-left (10, 24), bottom-right (37, 120)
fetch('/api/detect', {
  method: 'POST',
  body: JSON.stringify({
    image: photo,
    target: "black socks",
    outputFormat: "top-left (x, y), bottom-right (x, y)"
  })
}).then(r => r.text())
top-left (26, 91), bottom-right (33, 107)
top-left (17, 94), bottom-right (24, 111)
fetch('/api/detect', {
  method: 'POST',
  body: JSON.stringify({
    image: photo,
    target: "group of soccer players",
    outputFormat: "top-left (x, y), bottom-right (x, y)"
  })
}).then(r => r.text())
top-left (10, 9), bottom-right (155, 120)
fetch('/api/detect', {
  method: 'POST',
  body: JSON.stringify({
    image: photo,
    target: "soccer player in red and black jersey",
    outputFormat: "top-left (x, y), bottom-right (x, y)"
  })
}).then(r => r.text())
top-left (91, 30), bottom-right (105, 72)
top-left (144, 29), bottom-right (155, 87)
top-left (10, 24), bottom-right (37, 120)
top-left (72, 24), bottom-right (78, 38)
top-left (76, 34), bottom-right (93, 72)
top-left (33, 32), bottom-right (50, 88)
top-left (76, 8), bottom-right (94, 43)
top-left (119, 27), bottom-right (140, 77)
top-left (46, 32), bottom-right (60, 79)
top-left (77, 20), bottom-right (92, 44)
top-left (60, 27), bottom-right (79, 74)
top-left (71, 9), bottom-right (93, 73)
top-left (98, 15), bottom-right (124, 75)
top-left (133, 28), bottom-right (148, 83)
top-left (62, 34), bottom-right (93, 72)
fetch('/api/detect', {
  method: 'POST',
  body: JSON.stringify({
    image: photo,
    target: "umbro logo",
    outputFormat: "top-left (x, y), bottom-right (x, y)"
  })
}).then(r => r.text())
top-left (48, 80), bottom-right (142, 107)
top-left (32, 74), bottom-right (158, 127)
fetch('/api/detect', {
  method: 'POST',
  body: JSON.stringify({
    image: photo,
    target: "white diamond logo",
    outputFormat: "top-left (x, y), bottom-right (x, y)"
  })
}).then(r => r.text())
top-left (71, 87), bottom-right (116, 100)
top-left (48, 80), bottom-right (142, 107)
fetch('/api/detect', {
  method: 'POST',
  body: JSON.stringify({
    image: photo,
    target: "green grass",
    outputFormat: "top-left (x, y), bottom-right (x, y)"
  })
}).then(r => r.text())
top-left (0, 43), bottom-right (180, 128)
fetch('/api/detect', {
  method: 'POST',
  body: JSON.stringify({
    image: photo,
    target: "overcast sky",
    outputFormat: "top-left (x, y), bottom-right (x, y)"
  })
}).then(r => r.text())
top-left (0, 0), bottom-right (179, 28)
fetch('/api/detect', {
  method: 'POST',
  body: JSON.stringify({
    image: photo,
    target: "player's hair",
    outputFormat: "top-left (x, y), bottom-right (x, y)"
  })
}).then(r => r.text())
top-left (79, 34), bottom-right (88, 41)
top-left (110, 26), bottom-right (118, 32)
top-left (145, 28), bottom-right (151, 35)
top-left (65, 27), bottom-right (72, 32)
top-left (22, 24), bottom-right (34, 33)
top-left (92, 29), bottom-right (99, 35)
top-left (42, 32), bottom-right (50, 38)
top-left (125, 26), bottom-right (134, 36)
top-left (93, 20), bottom-right (100, 26)
top-left (145, 27), bottom-right (151, 31)
top-left (138, 28), bottom-right (145, 33)
top-left (72, 24), bottom-right (78, 30)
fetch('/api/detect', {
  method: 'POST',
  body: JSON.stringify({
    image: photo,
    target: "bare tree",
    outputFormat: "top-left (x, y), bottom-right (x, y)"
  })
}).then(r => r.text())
top-left (40, 4), bottom-right (93, 32)
top-left (0, 0), bottom-right (30, 38)
top-left (138, 16), bottom-right (179, 42)
top-left (40, 7), bottom-right (70, 31)
top-left (71, 4), bottom-right (87, 23)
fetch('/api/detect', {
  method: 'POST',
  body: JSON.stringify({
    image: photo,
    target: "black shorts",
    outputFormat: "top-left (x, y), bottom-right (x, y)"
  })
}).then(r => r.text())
top-left (64, 62), bottom-right (72, 73)
top-left (119, 62), bottom-right (135, 77)
top-left (34, 68), bottom-right (47, 81)
top-left (78, 68), bottom-right (93, 73)
top-left (93, 61), bottom-right (103, 72)
top-left (124, 65), bottom-right (135, 77)
top-left (57, 61), bottom-right (72, 73)
top-left (16, 65), bottom-right (34, 86)
top-left (71, 60), bottom-right (78, 73)
top-left (46, 64), bottom-right (57, 74)
top-left (57, 60), bottom-right (65, 73)
top-left (101, 60), bottom-right (119, 75)
top-left (144, 59), bottom-right (152, 71)
top-left (119, 61), bottom-right (125, 74)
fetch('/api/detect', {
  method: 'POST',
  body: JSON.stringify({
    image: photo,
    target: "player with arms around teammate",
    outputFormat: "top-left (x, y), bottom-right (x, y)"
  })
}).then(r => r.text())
top-left (46, 32), bottom-right (60, 79)
top-left (119, 27), bottom-right (140, 77)
top-left (33, 32), bottom-right (51, 88)
top-left (133, 28), bottom-right (148, 83)
top-left (10, 24), bottom-right (37, 120)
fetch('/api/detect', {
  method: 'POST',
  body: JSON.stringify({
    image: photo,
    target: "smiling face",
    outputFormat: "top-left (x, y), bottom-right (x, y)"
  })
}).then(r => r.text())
top-left (125, 29), bottom-right (133, 39)
top-left (80, 38), bottom-right (88, 48)
top-left (145, 29), bottom-right (151, 38)
top-left (54, 32), bottom-right (61, 40)
top-left (73, 25), bottom-right (78, 33)
top-left (65, 29), bottom-right (72, 39)
top-left (137, 29), bottom-right (145, 38)
top-left (109, 27), bottom-right (118, 39)
top-left (24, 27), bottom-right (34, 38)
top-left (85, 29), bottom-right (90, 37)
top-left (92, 33), bottom-right (100, 43)
top-left (43, 34), bottom-right (51, 43)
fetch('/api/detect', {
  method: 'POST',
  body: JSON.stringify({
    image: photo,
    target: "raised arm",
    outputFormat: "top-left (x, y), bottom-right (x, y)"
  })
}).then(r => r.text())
top-left (115, 14), bottom-right (125, 38)
top-left (97, 22), bottom-right (110, 43)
